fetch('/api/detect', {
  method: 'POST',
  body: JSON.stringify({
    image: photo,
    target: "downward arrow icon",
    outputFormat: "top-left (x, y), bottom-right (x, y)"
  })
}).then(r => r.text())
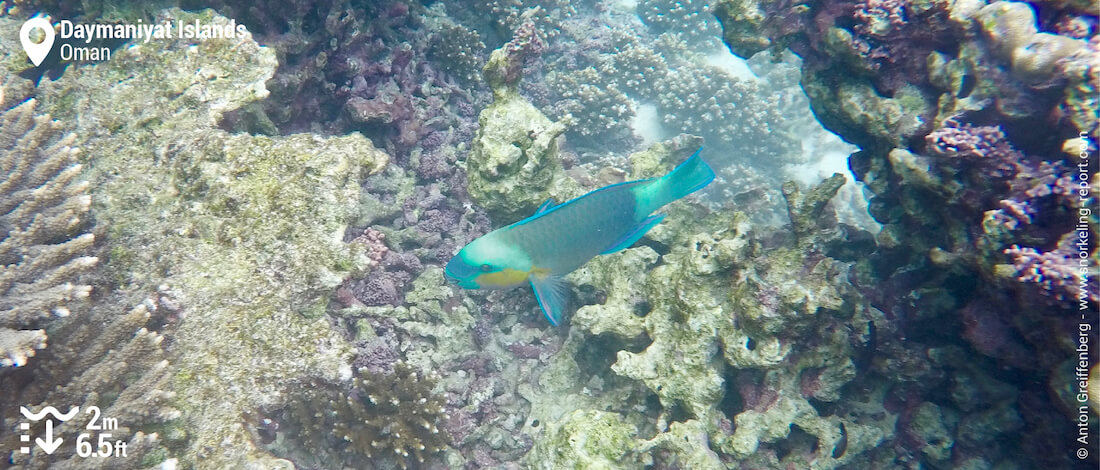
top-left (35, 419), bottom-right (63, 454)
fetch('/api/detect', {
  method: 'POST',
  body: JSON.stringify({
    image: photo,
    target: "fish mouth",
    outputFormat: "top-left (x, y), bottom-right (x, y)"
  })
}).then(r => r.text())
top-left (443, 269), bottom-right (478, 289)
top-left (453, 279), bottom-right (479, 289)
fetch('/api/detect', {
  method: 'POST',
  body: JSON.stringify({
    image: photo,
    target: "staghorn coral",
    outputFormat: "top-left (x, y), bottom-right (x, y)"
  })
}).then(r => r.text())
top-left (0, 97), bottom-right (96, 368)
top-left (4, 297), bottom-right (179, 469)
top-left (278, 361), bottom-right (450, 469)
top-left (0, 20), bottom-right (178, 470)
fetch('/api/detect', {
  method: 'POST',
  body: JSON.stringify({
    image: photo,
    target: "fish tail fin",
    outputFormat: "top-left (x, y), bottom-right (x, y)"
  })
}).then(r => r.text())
top-left (635, 147), bottom-right (715, 214)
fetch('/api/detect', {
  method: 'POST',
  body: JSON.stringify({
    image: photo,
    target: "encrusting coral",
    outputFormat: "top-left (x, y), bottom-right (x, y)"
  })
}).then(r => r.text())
top-left (0, 97), bottom-right (96, 368)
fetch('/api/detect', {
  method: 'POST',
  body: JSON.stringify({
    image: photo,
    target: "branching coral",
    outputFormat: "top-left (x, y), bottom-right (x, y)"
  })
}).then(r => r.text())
top-left (1004, 240), bottom-right (1094, 303)
top-left (426, 6), bottom-right (488, 85)
top-left (280, 361), bottom-right (450, 468)
top-left (0, 8), bottom-right (394, 468)
top-left (637, 0), bottom-right (722, 46)
top-left (545, 67), bottom-right (638, 148)
top-left (0, 98), bottom-right (96, 368)
top-left (3, 296), bottom-right (180, 469)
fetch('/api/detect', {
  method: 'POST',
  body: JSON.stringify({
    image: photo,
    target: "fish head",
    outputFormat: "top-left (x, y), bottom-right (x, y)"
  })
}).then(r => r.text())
top-left (445, 232), bottom-right (531, 289)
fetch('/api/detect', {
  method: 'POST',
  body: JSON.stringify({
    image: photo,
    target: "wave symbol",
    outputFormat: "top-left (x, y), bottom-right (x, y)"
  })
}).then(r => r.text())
top-left (20, 406), bottom-right (79, 421)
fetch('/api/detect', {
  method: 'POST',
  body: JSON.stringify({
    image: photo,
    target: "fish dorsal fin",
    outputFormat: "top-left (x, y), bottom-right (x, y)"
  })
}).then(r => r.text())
top-left (600, 214), bottom-right (665, 255)
top-left (530, 275), bottom-right (570, 326)
top-left (535, 198), bottom-right (556, 215)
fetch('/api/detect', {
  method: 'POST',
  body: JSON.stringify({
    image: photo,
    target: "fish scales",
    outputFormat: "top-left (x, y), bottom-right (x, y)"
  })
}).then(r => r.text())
top-left (504, 182), bottom-right (642, 274)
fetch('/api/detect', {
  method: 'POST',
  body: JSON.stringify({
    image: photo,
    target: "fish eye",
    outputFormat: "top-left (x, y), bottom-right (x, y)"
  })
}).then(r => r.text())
top-left (480, 264), bottom-right (492, 272)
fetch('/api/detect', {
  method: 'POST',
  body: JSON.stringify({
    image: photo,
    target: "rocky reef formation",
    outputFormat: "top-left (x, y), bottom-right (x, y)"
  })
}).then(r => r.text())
top-left (529, 152), bottom-right (891, 468)
top-left (468, 19), bottom-right (577, 220)
top-left (4, 1), bottom-right (1090, 469)
top-left (716, 0), bottom-right (1098, 467)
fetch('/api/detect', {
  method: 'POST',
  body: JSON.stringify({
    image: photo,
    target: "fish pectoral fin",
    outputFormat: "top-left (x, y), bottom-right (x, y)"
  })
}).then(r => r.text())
top-left (530, 276), bottom-right (570, 326)
top-left (600, 214), bottom-right (665, 255)
top-left (535, 198), bottom-right (557, 215)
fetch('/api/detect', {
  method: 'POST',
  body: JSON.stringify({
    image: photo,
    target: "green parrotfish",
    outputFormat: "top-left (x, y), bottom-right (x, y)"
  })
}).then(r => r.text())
top-left (445, 148), bottom-right (715, 325)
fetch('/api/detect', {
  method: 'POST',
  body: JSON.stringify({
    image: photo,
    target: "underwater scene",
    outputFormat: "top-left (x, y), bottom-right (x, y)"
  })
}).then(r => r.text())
top-left (0, 0), bottom-right (1097, 468)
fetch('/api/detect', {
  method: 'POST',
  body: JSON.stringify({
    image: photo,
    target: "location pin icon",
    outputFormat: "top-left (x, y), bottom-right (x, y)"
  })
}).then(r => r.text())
top-left (20, 17), bottom-right (55, 67)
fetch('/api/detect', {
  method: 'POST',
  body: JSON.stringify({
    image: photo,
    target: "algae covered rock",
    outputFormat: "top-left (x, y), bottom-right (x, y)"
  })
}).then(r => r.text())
top-left (30, 8), bottom-right (388, 468)
top-left (468, 20), bottom-right (578, 221)
top-left (554, 172), bottom-right (892, 468)
top-left (528, 409), bottom-right (640, 470)
top-left (467, 87), bottom-right (572, 221)
top-left (907, 402), bottom-right (956, 466)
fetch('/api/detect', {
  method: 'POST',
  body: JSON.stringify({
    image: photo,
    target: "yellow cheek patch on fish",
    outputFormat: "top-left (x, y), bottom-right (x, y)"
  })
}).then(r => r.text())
top-left (477, 268), bottom-right (531, 287)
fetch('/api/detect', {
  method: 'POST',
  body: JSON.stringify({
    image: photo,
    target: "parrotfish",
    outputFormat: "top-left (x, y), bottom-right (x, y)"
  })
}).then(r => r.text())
top-left (445, 148), bottom-right (715, 325)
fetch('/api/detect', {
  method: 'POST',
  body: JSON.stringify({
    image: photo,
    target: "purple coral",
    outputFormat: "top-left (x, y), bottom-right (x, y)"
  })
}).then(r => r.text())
top-left (353, 335), bottom-right (402, 374)
top-left (1004, 243), bottom-right (1095, 303)
top-left (484, 20), bottom-right (546, 89)
top-left (352, 227), bottom-right (389, 265)
top-left (925, 121), bottom-right (1022, 180)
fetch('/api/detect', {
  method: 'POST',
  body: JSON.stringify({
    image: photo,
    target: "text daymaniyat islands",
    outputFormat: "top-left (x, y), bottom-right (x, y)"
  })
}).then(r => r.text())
top-left (47, 18), bottom-right (247, 62)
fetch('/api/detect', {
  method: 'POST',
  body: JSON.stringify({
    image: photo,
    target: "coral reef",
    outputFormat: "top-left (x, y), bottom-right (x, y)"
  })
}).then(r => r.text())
top-left (276, 361), bottom-right (450, 469)
top-left (637, 0), bottom-right (723, 46)
top-left (517, 144), bottom-right (891, 468)
top-left (4, 297), bottom-right (179, 469)
top-left (528, 409), bottom-right (640, 469)
top-left (0, 8), bottom-right (390, 468)
top-left (528, 17), bottom-right (807, 222)
top-left (4, 1), bottom-right (1089, 468)
top-left (425, 5), bottom-right (488, 85)
top-left (0, 25), bottom-right (176, 469)
top-left (716, 0), bottom-right (1099, 466)
top-left (195, 0), bottom-right (485, 164)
